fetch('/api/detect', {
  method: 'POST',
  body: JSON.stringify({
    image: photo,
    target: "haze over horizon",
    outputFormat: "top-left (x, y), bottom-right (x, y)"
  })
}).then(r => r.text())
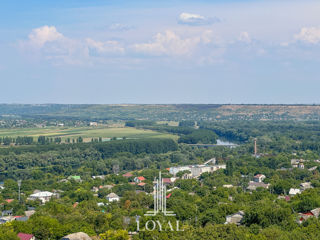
top-left (1, 0), bottom-right (320, 104)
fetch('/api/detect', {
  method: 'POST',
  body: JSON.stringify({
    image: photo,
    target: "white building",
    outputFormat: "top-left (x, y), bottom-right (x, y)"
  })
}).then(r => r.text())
top-left (28, 191), bottom-right (56, 204)
top-left (169, 163), bottom-right (226, 178)
top-left (225, 211), bottom-right (245, 225)
top-left (90, 122), bottom-right (98, 127)
top-left (253, 174), bottom-right (266, 183)
top-left (106, 193), bottom-right (120, 202)
top-left (289, 188), bottom-right (301, 196)
top-left (300, 182), bottom-right (312, 191)
top-left (169, 166), bottom-right (192, 176)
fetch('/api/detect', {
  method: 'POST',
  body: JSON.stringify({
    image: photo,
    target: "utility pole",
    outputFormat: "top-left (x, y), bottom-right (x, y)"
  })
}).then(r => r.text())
top-left (18, 180), bottom-right (21, 203)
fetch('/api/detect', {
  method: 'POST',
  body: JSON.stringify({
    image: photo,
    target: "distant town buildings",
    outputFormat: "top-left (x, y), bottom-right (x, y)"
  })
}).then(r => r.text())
top-left (89, 122), bottom-right (98, 127)
top-left (169, 158), bottom-right (226, 178)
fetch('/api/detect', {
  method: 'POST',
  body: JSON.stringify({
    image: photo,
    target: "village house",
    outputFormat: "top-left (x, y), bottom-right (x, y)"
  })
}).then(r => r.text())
top-left (138, 182), bottom-right (146, 187)
top-left (106, 193), bottom-right (120, 202)
top-left (289, 188), bottom-right (301, 196)
top-left (5, 199), bottom-right (14, 204)
top-left (300, 182), bottom-right (313, 191)
top-left (122, 172), bottom-right (133, 178)
top-left (225, 211), bottom-right (245, 225)
top-left (247, 181), bottom-right (270, 191)
top-left (298, 212), bottom-right (314, 224)
top-left (15, 216), bottom-right (29, 222)
top-left (61, 232), bottom-right (91, 240)
top-left (17, 233), bottom-right (35, 240)
top-left (291, 159), bottom-right (306, 169)
top-left (277, 195), bottom-right (291, 202)
top-left (223, 184), bottom-right (234, 188)
top-left (27, 191), bottom-right (57, 204)
top-left (297, 208), bottom-right (320, 224)
top-left (309, 166), bottom-right (318, 172)
top-left (89, 122), bottom-right (98, 127)
top-left (99, 185), bottom-right (113, 190)
top-left (253, 174), bottom-right (266, 183)
top-left (68, 175), bottom-right (82, 182)
top-left (91, 187), bottom-right (99, 193)
top-left (298, 161), bottom-right (304, 169)
top-left (24, 210), bottom-right (35, 218)
top-left (181, 172), bottom-right (193, 179)
top-left (162, 178), bottom-right (177, 185)
top-left (134, 176), bottom-right (146, 183)
top-left (92, 175), bottom-right (105, 180)
top-left (1, 209), bottom-right (12, 217)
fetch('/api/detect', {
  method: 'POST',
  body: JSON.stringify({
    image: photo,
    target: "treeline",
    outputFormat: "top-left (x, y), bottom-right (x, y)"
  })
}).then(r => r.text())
top-left (37, 136), bottom-right (86, 145)
top-left (178, 129), bottom-right (217, 144)
top-left (0, 136), bottom-right (87, 146)
top-left (125, 120), bottom-right (155, 127)
top-left (0, 138), bottom-right (177, 157)
top-left (129, 121), bottom-right (218, 144)
top-left (94, 138), bottom-right (178, 158)
top-left (0, 136), bottom-right (34, 145)
top-left (0, 138), bottom-right (180, 179)
top-left (142, 125), bottom-right (195, 135)
top-left (179, 120), bottom-right (195, 127)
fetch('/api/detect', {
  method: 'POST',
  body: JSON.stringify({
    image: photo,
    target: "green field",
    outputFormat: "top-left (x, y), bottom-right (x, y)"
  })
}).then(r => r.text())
top-left (0, 126), bottom-right (178, 142)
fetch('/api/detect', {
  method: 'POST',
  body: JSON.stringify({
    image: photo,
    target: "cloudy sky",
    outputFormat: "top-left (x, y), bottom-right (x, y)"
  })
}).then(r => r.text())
top-left (1, 0), bottom-right (320, 104)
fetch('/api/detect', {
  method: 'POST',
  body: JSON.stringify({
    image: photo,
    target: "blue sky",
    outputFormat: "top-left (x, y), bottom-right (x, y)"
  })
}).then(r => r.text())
top-left (1, 0), bottom-right (320, 104)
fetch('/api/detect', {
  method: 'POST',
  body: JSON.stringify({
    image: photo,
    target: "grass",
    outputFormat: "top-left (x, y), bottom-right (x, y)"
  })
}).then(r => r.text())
top-left (0, 126), bottom-right (178, 142)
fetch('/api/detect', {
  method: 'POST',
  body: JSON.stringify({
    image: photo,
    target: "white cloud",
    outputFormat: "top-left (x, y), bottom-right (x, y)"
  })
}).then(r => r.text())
top-left (133, 30), bottom-right (203, 56)
top-left (108, 23), bottom-right (134, 31)
top-left (86, 38), bottom-right (125, 55)
top-left (178, 12), bottom-right (219, 26)
top-left (21, 26), bottom-right (224, 65)
top-left (28, 26), bottom-right (64, 48)
top-left (238, 32), bottom-right (251, 44)
top-left (294, 27), bottom-right (320, 44)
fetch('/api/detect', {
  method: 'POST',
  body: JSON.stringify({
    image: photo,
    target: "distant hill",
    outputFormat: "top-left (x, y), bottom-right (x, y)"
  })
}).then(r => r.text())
top-left (1, 104), bottom-right (320, 121)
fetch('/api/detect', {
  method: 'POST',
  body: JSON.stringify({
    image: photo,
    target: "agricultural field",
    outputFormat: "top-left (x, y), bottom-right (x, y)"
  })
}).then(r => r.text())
top-left (0, 126), bottom-right (178, 142)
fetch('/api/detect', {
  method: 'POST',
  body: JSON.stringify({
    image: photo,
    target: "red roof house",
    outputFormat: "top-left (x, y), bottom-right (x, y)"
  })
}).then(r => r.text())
top-left (73, 202), bottom-right (79, 208)
top-left (5, 199), bottom-right (14, 204)
top-left (122, 172), bottom-right (133, 178)
top-left (17, 233), bottom-right (35, 240)
top-left (134, 176), bottom-right (146, 183)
